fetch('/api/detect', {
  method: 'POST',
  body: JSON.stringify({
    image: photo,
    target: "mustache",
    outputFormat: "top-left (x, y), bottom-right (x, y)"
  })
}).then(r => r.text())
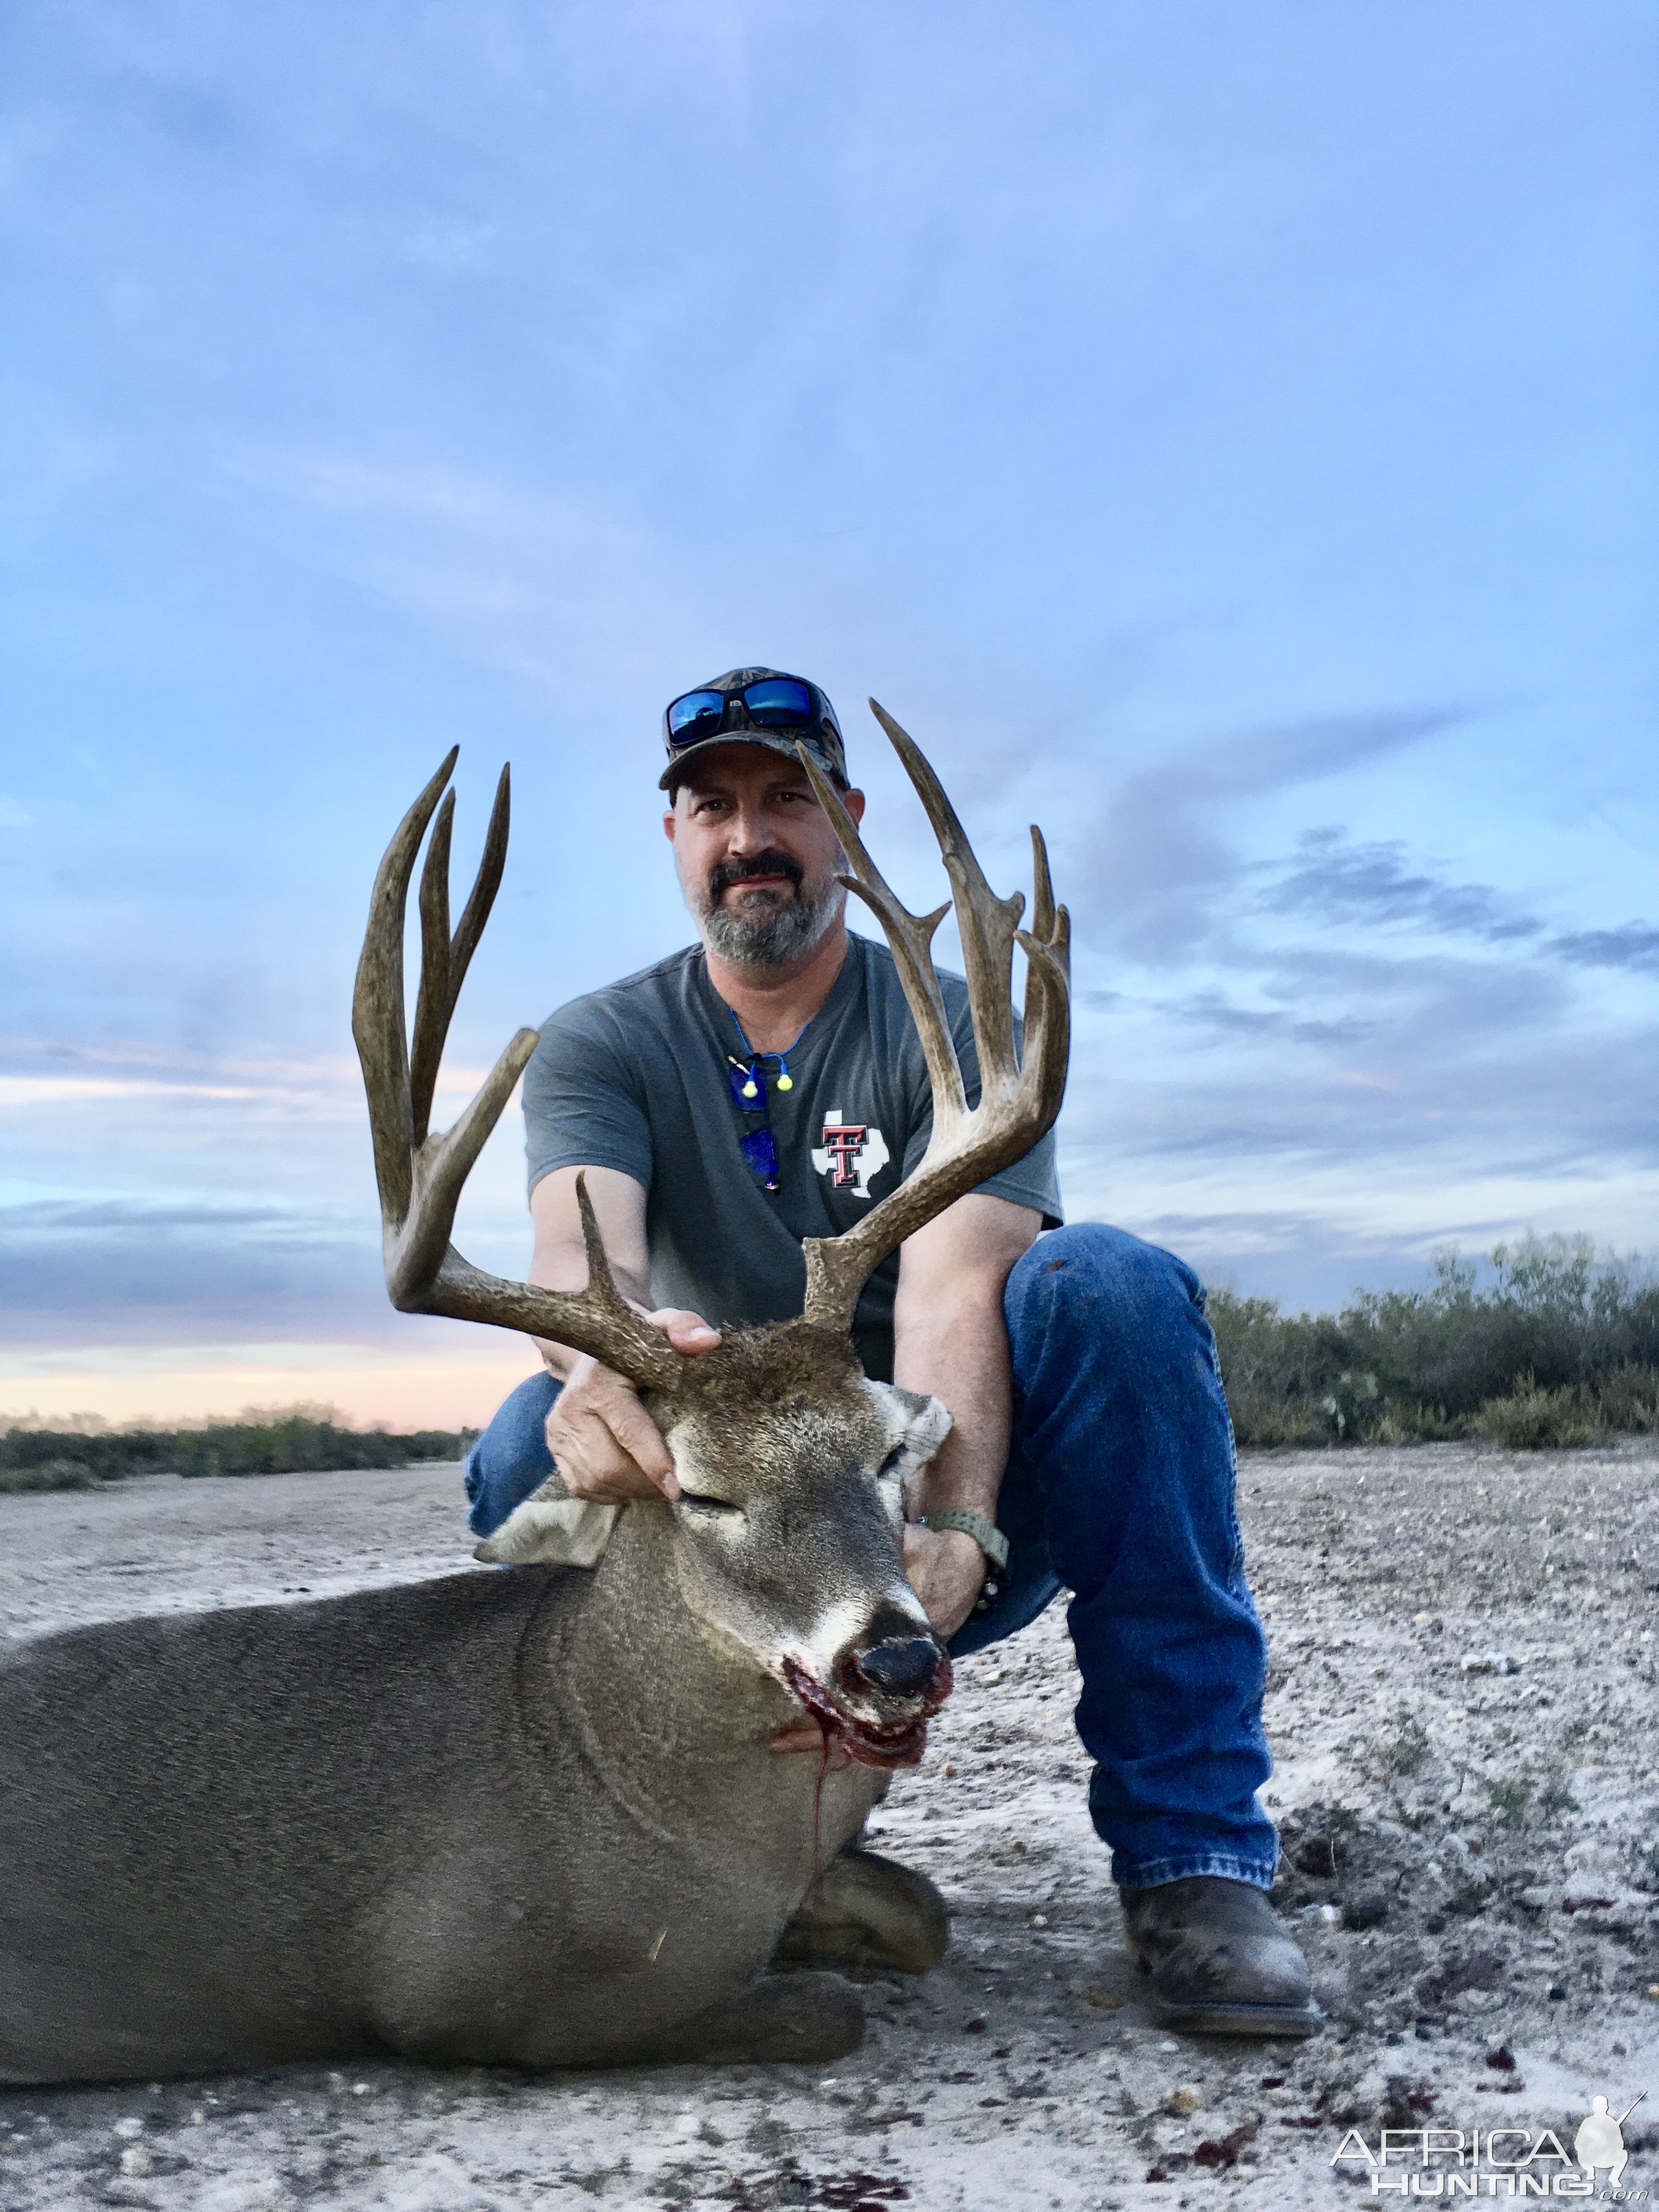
top-left (708, 850), bottom-right (805, 900)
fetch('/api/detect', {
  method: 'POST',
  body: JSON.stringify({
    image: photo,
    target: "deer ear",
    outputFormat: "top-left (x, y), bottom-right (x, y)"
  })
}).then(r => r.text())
top-left (866, 1381), bottom-right (953, 1479)
top-left (473, 1496), bottom-right (621, 1568)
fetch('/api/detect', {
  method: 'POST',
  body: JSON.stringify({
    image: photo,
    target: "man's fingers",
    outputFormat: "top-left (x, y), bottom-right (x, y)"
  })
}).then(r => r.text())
top-left (601, 1392), bottom-right (681, 1498)
top-left (545, 1407), bottom-right (663, 1502)
top-left (648, 1307), bottom-right (723, 1356)
top-left (769, 1720), bottom-right (824, 1753)
top-left (769, 1721), bottom-right (854, 1770)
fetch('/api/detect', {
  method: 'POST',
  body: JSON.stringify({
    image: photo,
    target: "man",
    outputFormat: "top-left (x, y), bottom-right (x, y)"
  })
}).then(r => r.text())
top-left (465, 667), bottom-right (1317, 2037)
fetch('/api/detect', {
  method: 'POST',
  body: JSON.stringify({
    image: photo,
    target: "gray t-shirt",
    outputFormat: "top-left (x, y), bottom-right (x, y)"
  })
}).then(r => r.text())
top-left (523, 933), bottom-right (1063, 1381)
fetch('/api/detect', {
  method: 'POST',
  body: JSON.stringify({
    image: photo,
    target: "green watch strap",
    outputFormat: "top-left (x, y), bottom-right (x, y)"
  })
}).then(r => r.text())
top-left (920, 1509), bottom-right (1010, 1572)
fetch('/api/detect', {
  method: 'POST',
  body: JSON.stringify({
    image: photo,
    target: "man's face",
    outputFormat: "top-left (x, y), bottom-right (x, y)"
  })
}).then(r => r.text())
top-left (664, 743), bottom-right (866, 970)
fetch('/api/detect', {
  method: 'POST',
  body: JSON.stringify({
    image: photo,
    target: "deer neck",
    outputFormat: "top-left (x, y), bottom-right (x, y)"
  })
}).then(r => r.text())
top-left (531, 1504), bottom-right (799, 1825)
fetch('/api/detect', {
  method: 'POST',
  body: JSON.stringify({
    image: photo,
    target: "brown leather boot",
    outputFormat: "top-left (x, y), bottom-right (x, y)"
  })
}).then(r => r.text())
top-left (1121, 1875), bottom-right (1321, 2037)
top-left (772, 1848), bottom-right (950, 1974)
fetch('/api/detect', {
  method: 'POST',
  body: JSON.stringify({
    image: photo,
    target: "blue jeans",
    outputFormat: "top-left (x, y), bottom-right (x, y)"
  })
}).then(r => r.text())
top-left (463, 1223), bottom-right (1277, 1892)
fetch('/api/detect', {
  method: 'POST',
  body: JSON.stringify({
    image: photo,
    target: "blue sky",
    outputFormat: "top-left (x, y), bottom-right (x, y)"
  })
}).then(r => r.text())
top-left (2, 1), bottom-right (1655, 1426)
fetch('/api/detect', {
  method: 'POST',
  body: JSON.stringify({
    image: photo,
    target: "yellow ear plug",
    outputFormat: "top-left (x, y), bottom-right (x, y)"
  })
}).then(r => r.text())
top-left (775, 1074), bottom-right (793, 1092)
top-left (742, 1079), bottom-right (759, 1099)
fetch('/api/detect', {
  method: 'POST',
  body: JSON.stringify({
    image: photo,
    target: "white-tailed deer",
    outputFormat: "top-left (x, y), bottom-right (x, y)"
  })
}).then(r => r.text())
top-left (0, 712), bottom-right (1068, 2080)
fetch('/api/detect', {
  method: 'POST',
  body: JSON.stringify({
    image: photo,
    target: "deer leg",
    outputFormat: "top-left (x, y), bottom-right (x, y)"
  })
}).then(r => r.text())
top-left (625, 1973), bottom-right (865, 2066)
top-left (771, 1846), bottom-right (949, 1975)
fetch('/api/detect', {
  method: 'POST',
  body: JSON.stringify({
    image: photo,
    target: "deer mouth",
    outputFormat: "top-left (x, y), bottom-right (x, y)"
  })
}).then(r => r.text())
top-left (780, 1652), bottom-right (954, 1770)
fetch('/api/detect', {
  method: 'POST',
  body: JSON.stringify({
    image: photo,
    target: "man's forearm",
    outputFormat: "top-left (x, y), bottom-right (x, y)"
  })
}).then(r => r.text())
top-left (891, 1288), bottom-right (1013, 1524)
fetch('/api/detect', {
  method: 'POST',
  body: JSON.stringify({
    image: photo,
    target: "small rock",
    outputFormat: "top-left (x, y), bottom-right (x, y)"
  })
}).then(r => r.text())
top-left (1158, 2039), bottom-right (1180, 2052)
top-left (1564, 1841), bottom-right (1620, 1874)
top-left (112, 2118), bottom-right (145, 2140)
top-left (1460, 1652), bottom-right (1517, 1675)
top-left (1083, 1986), bottom-right (1126, 2011)
top-left (1484, 2046), bottom-right (1516, 2071)
top-left (1031, 1913), bottom-right (1049, 1928)
top-left (1316, 1904), bottom-right (1342, 1926)
top-left (119, 2147), bottom-right (154, 2177)
top-left (1344, 1890), bottom-right (1389, 1930)
top-left (1164, 2084), bottom-right (1201, 2115)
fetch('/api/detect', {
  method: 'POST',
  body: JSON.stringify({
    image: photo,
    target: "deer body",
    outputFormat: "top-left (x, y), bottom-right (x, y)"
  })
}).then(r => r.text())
top-left (0, 1507), bottom-right (883, 2083)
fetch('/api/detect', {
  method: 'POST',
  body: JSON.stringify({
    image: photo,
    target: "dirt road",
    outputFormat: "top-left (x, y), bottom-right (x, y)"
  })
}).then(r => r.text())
top-left (2, 1442), bottom-right (1655, 2209)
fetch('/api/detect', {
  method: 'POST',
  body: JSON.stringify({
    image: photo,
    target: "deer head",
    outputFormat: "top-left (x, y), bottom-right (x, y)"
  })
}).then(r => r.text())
top-left (352, 708), bottom-right (1069, 1765)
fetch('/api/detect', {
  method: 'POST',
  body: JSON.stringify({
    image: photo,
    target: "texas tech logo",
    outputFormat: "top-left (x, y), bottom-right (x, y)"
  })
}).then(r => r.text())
top-left (811, 1110), bottom-right (891, 1201)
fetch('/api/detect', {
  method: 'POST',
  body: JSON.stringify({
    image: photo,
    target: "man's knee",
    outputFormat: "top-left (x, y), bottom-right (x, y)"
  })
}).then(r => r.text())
top-left (1006, 1222), bottom-right (1204, 1353)
top-left (464, 1370), bottom-right (561, 1537)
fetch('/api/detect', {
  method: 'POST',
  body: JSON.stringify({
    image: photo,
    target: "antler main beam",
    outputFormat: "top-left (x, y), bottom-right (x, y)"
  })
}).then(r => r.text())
top-left (794, 706), bottom-right (1071, 1336)
top-left (351, 753), bottom-right (686, 1393)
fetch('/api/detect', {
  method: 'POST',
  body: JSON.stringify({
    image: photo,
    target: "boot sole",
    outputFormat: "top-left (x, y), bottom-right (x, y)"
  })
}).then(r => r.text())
top-left (1144, 1995), bottom-right (1323, 2039)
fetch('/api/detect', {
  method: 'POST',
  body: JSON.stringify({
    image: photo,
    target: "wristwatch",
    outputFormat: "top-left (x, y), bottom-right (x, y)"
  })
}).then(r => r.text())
top-left (919, 1508), bottom-right (1009, 1570)
top-left (919, 1509), bottom-right (1010, 1616)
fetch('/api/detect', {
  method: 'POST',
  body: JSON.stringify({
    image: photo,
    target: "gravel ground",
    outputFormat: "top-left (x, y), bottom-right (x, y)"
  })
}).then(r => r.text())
top-left (2, 1441), bottom-right (1656, 2209)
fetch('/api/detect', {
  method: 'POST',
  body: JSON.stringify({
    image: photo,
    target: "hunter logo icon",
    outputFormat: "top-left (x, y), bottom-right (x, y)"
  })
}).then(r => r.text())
top-left (1576, 2091), bottom-right (1644, 2188)
top-left (812, 1109), bottom-right (891, 1201)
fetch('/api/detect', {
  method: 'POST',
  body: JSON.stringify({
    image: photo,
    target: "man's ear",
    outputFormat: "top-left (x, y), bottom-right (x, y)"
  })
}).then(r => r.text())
top-left (866, 1380), bottom-right (953, 1481)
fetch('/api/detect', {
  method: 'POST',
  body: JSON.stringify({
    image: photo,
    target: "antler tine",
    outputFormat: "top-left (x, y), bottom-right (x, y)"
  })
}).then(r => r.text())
top-left (409, 765), bottom-right (512, 1148)
top-left (353, 747), bottom-right (459, 1225)
top-left (409, 789), bottom-right (455, 1148)
top-left (1028, 822), bottom-right (1056, 941)
top-left (794, 744), bottom-right (966, 1128)
top-left (867, 699), bottom-right (1024, 1082)
top-left (795, 710), bottom-right (1072, 1339)
top-left (355, 758), bottom-right (687, 1396)
top-left (1018, 823), bottom-right (1071, 1070)
top-left (446, 763), bottom-right (511, 1026)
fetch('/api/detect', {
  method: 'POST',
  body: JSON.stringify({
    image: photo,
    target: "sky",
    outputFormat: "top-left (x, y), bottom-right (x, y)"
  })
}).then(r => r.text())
top-left (2, 1), bottom-right (1655, 1429)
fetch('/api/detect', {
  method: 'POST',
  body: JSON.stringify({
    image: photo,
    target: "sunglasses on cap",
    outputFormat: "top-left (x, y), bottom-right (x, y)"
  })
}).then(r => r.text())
top-left (661, 672), bottom-right (847, 787)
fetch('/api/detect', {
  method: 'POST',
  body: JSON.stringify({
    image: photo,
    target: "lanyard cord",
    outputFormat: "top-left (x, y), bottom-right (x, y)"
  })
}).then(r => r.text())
top-left (724, 1008), bottom-right (814, 1193)
top-left (726, 1006), bottom-right (812, 1095)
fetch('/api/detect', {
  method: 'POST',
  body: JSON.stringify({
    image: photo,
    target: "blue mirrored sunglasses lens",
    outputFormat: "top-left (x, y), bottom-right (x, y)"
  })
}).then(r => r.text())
top-left (741, 679), bottom-right (814, 728)
top-left (667, 690), bottom-right (727, 742)
top-left (740, 1127), bottom-right (780, 1189)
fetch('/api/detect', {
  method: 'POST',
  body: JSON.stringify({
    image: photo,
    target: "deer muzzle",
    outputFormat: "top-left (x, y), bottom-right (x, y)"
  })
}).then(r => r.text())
top-left (845, 1634), bottom-right (948, 1701)
top-left (779, 1611), bottom-right (953, 1770)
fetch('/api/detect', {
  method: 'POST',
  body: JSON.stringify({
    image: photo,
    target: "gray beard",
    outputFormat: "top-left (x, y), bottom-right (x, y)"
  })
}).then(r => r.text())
top-left (691, 877), bottom-right (843, 970)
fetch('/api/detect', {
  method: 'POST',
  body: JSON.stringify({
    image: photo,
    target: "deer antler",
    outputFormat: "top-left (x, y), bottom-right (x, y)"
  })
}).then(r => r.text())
top-left (794, 704), bottom-right (1071, 1336)
top-left (352, 751), bottom-right (686, 1392)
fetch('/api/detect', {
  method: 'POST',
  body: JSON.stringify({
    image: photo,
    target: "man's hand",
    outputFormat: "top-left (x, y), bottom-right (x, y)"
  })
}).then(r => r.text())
top-left (902, 1523), bottom-right (986, 1642)
top-left (545, 1308), bottom-right (719, 1502)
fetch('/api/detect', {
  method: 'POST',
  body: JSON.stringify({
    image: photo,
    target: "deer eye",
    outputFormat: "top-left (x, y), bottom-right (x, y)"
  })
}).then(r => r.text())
top-left (680, 1493), bottom-right (744, 1521)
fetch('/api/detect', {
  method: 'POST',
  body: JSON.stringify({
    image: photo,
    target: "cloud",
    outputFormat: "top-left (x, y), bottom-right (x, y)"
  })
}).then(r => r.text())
top-left (1156, 988), bottom-right (1377, 1049)
top-left (1070, 704), bottom-right (1466, 963)
top-left (1549, 923), bottom-right (1659, 973)
top-left (1261, 828), bottom-right (1541, 941)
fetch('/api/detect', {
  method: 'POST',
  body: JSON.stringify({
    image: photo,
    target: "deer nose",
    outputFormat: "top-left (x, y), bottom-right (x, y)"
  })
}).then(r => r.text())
top-left (851, 1634), bottom-right (945, 1700)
